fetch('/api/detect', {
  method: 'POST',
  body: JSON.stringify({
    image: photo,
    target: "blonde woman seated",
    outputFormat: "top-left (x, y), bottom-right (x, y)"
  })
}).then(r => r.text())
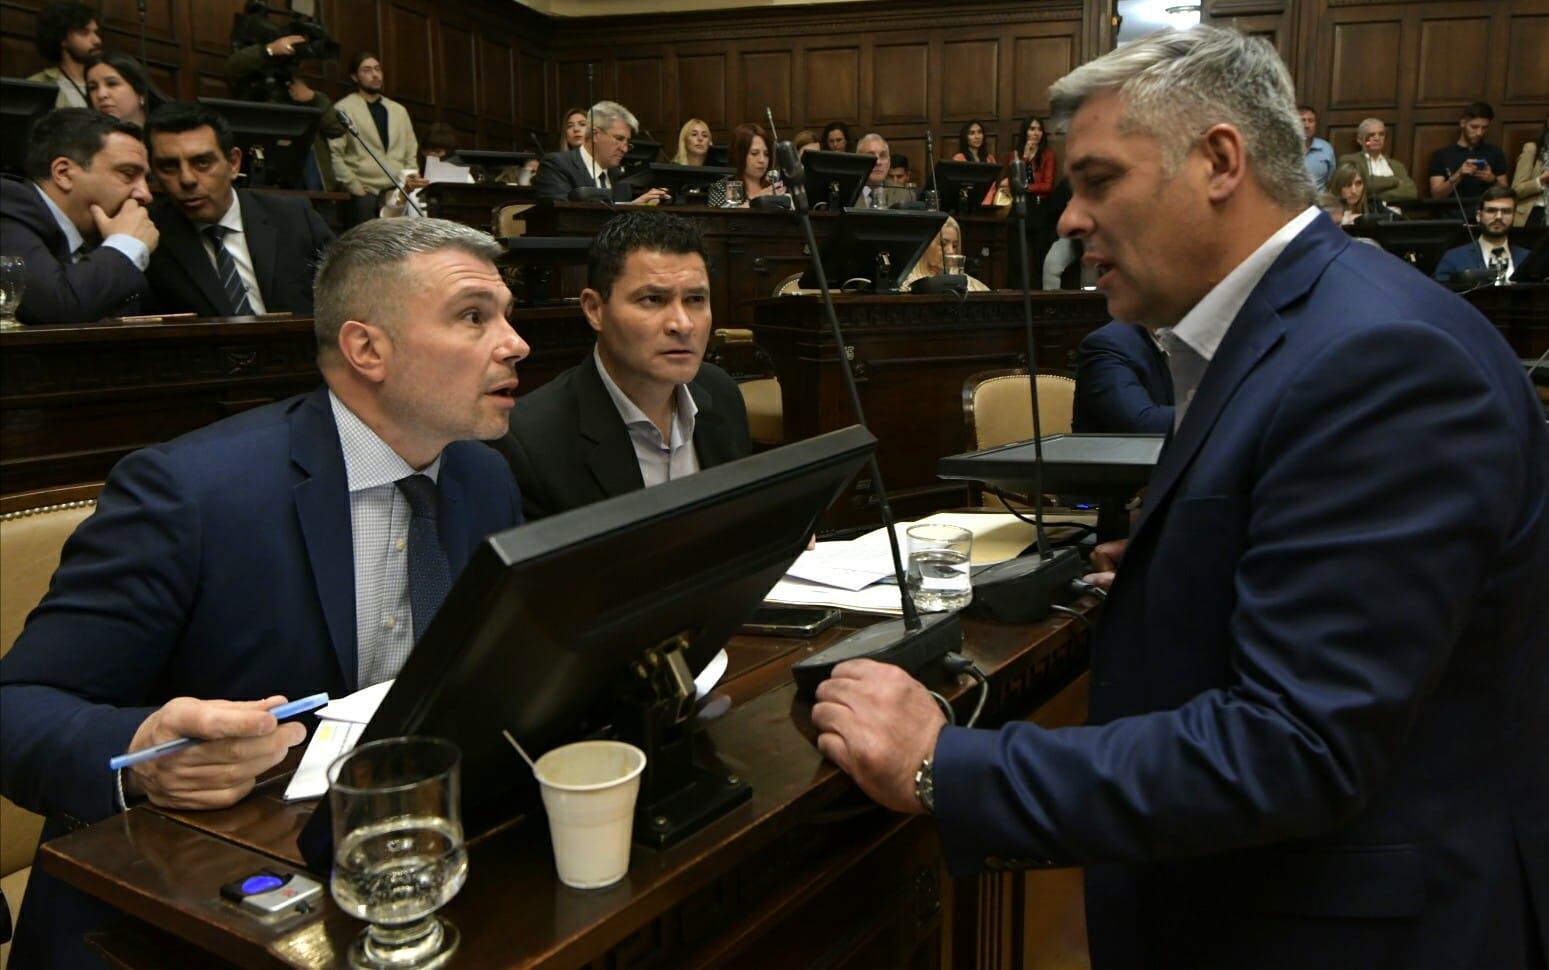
top-left (672, 117), bottom-right (712, 166)
top-left (708, 123), bottom-right (787, 207)
top-left (1323, 163), bottom-right (1398, 225)
top-left (899, 217), bottom-right (990, 292)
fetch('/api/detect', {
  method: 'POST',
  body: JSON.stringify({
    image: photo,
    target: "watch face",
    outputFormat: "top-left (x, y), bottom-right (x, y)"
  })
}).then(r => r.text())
top-left (915, 759), bottom-right (935, 814)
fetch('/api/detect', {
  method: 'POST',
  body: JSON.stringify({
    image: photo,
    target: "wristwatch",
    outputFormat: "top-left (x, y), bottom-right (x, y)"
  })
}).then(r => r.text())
top-left (914, 757), bottom-right (935, 815)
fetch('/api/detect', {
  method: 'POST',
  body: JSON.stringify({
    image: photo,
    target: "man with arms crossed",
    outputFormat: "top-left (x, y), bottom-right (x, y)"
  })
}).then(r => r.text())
top-left (813, 27), bottom-right (1547, 970)
top-left (495, 210), bottom-right (748, 520)
top-left (0, 218), bottom-right (529, 966)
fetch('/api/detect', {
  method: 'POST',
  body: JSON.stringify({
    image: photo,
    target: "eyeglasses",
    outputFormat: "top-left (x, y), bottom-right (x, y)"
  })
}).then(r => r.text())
top-left (1481, 207), bottom-right (1515, 218)
top-left (597, 129), bottom-right (633, 151)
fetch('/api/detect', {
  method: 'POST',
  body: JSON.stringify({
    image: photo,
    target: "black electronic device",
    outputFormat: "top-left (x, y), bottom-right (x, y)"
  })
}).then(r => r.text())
top-left (298, 426), bottom-right (876, 871)
top-left (1347, 219), bottom-right (1469, 277)
top-left (0, 79), bottom-right (58, 177)
top-left (1512, 229), bottom-right (1549, 283)
top-left (219, 869), bottom-right (323, 918)
top-left (228, 2), bottom-right (341, 103)
top-left (705, 144), bottom-right (730, 167)
top-left (798, 207), bottom-right (948, 293)
top-left (449, 149), bottom-right (535, 181)
top-left (930, 159), bottom-right (1001, 215)
top-left (620, 139), bottom-right (663, 177)
top-left (645, 162), bottom-right (737, 205)
top-left (797, 150), bottom-right (876, 210)
top-left (197, 96), bottom-right (323, 190)
top-left (740, 605), bottom-right (842, 638)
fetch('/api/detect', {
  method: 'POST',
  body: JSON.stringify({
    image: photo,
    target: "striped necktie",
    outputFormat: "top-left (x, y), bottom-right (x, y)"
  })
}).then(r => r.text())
top-left (203, 224), bottom-right (253, 316)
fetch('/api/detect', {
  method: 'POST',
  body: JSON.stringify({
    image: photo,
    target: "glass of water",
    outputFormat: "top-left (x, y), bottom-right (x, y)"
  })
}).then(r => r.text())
top-left (0, 256), bottom-right (25, 330)
top-left (906, 524), bottom-right (973, 612)
top-left (329, 737), bottom-right (467, 969)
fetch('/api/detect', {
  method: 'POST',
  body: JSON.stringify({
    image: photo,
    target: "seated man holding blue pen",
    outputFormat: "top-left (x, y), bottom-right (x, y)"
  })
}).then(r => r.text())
top-left (0, 217), bottom-right (529, 967)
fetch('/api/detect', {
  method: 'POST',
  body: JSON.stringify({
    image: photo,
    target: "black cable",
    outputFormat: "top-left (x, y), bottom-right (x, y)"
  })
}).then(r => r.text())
top-left (1068, 578), bottom-right (1107, 601)
top-left (1049, 603), bottom-right (1094, 637)
top-left (926, 689), bottom-right (955, 726)
top-left (942, 653), bottom-right (990, 728)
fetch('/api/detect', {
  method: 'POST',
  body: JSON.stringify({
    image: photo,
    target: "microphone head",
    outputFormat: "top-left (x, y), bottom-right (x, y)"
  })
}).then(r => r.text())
top-left (925, 130), bottom-right (934, 149)
top-left (775, 140), bottom-right (804, 184)
top-left (1008, 158), bottom-right (1027, 200)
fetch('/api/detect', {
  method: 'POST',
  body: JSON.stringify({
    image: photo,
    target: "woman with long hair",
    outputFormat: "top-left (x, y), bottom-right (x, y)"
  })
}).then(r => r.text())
top-left (558, 106), bottom-right (588, 151)
top-left (672, 118), bottom-right (712, 166)
top-left (1510, 114), bottom-right (1548, 227)
top-left (85, 53), bottom-right (162, 129)
top-left (952, 120), bottom-right (995, 164)
top-left (1011, 116), bottom-right (1056, 199)
top-left (1324, 162), bottom-right (1397, 224)
top-left (709, 123), bottom-right (786, 207)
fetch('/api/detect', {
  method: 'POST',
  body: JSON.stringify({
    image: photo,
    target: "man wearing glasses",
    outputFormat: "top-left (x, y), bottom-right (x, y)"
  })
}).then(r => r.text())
top-left (1434, 186), bottom-right (1529, 283)
top-left (534, 100), bottom-right (668, 205)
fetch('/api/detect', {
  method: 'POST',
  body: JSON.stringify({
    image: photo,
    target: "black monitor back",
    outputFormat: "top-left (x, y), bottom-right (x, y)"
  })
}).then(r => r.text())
top-left (1514, 229), bottom-right (1549, 283)
top-left (1, 80), bottom-right (60, 177)
top-left (705, 144), bottom-right (730, 167)
top-left (198, 96), bottom-right (322, 189)
top-left (931, 160), bottom-right (1001, 214)
top-left (800, 207), bottom-right (948, 291)
top-left (1346, 219), bottom-right (1468, 277)
top-left (800, 150), bottom-right (876, 210)
top-left (646, 162), bottom-right (737, 204)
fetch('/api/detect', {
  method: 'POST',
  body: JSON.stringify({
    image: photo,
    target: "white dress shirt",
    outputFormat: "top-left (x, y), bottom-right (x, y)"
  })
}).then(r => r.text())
top-left (33, 183), bottom-right (149, 270)
top-left (1478, 238), bottom-right (1515, 279)
top-left (1158, 206), bottom-right (1322, 428)
top-left (1366, 154), bottom-right (1395, 178)
top-left (594, 347), bottom-right (700, 487)
top-left (579, 144), bottom-right (608, 188)
top-left (200, 194), bottom-right (267, 314)
top-left (329, 391), bottom-right (442, 687)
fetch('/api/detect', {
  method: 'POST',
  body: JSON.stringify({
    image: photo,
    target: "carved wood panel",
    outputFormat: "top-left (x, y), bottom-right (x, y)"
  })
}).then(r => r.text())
top-left (806, 47), bottom-right (861, 125)
top-left (874, 42), bottom-right (929, 124)
top-left (942, 38), bottom-right (999, 120)
top-left (385, 3), bottom-right (435, 107)
top-left (1329, 19), bottom-right (1402, 109)
top-left (480, 37), bottom-right (514, 125)
top-left (679, 52), bottom-right (729, 131)
top-left (439, 21), bottom-right (478, 115)
top-left (1506, 14), bottom-right (1549, 103)
top-left (616, 56), bottom-right (667, 136)
top-left (1414, 15), bottom-right (1491, 107)
top-left (742, 49), bottom-right (793, 129)
top-left (1011, 33), bottom-right (1075, 119)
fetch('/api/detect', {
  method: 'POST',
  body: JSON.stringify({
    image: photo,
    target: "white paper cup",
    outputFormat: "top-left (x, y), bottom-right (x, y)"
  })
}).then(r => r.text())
top-left (533, 740), bottom-right (646, 890)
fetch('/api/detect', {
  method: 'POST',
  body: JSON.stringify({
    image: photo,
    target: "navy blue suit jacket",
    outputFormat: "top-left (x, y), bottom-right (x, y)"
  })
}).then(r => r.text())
top-left (1072, 320), bottom-right (1175, 434)
top-left (1433, 239), bottom-right (1530, 282)
top-left (933, 216), bottom-right (1549, 968)
top-left (0, 175), bottom-right (146, 324)
top-left (0, 386), bottom-right (522, 967)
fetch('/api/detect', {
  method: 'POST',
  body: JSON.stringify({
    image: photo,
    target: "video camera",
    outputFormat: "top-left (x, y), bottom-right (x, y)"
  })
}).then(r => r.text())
top-left (229, 1), bottom-right (341, 102)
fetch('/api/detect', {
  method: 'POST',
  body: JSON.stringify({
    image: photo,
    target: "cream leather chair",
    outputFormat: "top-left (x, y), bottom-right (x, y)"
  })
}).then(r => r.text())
top-left (708, 329), bottom-right (785, 447)
top-left (1, 485), bottom-right (100, 967)
top-left (962, 370), bottom-right (1077, 511)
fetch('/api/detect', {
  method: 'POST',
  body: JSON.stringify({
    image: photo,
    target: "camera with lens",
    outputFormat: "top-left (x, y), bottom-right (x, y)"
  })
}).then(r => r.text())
top-left (229, 1), bottom-right (341, 102)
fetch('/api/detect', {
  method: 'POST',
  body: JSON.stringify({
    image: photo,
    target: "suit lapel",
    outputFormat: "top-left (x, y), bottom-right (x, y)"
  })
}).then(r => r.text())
top-left (238, 192), bottom-right (278, 306)
top-left (689, 378), bottom-right (729, 468)
top-left (289, 388), bottom-right (358, 689)
top-left (577, 360), bottom-right (646, 497)
top-left (1132, 217), bottom-right (1347, 543)
top-left (161, 208), bottom-right (230, 314)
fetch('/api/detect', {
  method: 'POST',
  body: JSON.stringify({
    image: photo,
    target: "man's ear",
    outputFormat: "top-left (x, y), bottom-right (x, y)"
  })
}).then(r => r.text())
top-left (228, 146), bottom-right (243, 176)
top-left (48, 155), bottom-right (77, 192)
top-left (1199, 123), bottom-right (1248, 203)
top-left (579, 288), bottom-right (605, 335)
top-left (336, 319), bottom-right (391, 384)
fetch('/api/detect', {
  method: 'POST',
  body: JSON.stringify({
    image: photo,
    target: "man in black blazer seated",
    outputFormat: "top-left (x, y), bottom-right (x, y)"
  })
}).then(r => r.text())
top-left (1072, 319), bottom-right (1175, 433)
top-left (533, 99), bottom-right (667, 205)
top-left (0, 108), bottom-right (158, 324)
top-left (493, 210), bottom-right (749, 519)
top-left (143, 102), bottom-right (334, 317)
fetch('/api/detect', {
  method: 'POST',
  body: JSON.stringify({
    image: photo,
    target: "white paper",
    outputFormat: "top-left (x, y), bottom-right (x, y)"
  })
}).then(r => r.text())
top-left (765, 577), bottom-right (905, 616)
top-left (694, 648), bottom-right (728, 698)
top-left (283, 719), bottom-right (365, 801)
top-left (316, 679), bottom-right (394, 724)
top-left (424, 155), bottom-right (473, 184)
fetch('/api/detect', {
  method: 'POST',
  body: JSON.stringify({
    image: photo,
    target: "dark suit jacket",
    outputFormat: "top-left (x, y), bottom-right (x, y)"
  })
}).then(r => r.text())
top-left (533, 148), bottom-right (639, 203)
top-left (0, 386), bottom-right (522, 968)
top-left (492, 357), bottom-right (751, 520)
top-left (1072, 320), bottom-right (1175, 434)
top-left (933, 216), bottom-right (1549, 968)
top-left (146, 190), bottom-right (334, 316)
top-left (1433, 239), bottom-right (1530, 282)
top-left (0, 175), bottom-right (146, 324)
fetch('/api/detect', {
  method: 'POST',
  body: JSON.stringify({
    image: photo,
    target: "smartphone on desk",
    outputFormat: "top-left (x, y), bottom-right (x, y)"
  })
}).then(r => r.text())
top-left (740, 605), bottom-right (841, 637)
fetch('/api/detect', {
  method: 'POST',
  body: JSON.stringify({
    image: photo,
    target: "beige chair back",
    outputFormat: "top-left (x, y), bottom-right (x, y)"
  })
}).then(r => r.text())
top-left (964, 370), bottom-right (1076, 451)
top-left (495, 202), bottom-right (534, 238)
top-left (739, 378), bottom-right (785, 446)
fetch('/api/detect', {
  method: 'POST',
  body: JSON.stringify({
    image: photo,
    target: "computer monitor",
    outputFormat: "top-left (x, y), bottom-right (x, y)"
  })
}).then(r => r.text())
top-left (449, 149), bottom-right (535, 182)
top-left (198, 96), bottom-right (323, 189)
top-left (799, 207), bottom-right (948, 293)
top-left (799, 150), bottom-right (877, 210)
top-left (1513, 229), bottom-right (1549, 283)
top-left (705, 144), bottom-right (730, 167)
top-left (930, 160), bottom-right (1001, 214)
top-left (0, 79), bottom-right (60, 176)
top-left (620, 139), bottom-right (663, 177)
top-left (298, 426), bottom-right (876, 870)
top-left (645, 162), bottom-right (737, 205)
top-left (1346, 219), bottom-right (1469, 277)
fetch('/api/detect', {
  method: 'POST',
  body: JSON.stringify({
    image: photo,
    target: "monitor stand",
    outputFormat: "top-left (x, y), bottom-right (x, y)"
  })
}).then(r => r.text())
top-left (613, 634), bottom-right (752, 849)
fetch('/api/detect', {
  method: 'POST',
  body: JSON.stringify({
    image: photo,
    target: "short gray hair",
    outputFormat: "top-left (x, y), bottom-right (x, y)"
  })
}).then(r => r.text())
top-left (1356, 117), bottom-right (1386, 142)
top-left (313, 218), bottom-right (503, 352)
top-left (856, 133), bottom-right (887, 152)
top-left (1049, 25), bottom-right (1313, 209)
top-left (589, 100), bottom-right (639, 135)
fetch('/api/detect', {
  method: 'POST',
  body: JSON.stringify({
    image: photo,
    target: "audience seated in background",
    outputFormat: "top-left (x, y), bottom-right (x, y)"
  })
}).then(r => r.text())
top-left (952, 120), bottom-right (996, 164)
top-left (1321, 162), bottom-right (1397, 225)
top-left (1512, 116), bottom-right (1548, 227)
top-left (898, 216), bottom-right (989, 292)
top-left (0, 218), bottom-right (528, 967)
top-left (1005, 116), bottom-right (1057, 201)
top-left (708, 123), bottom-right (787, 207)
top-left (26, 1), bottom-right (98, 109)
top-left (143, 102), bottom-right (334, 317)
top-left (85, 53), bottom-right (162, 129)
top-left (494, 210), bottom-right (749, 521)
top-left (558, 106), bottom-right (588, 151)
top-left (856, 133), bottom-right (903, 207)
top-left (822, 122), bottom-right (851, 152)
top-left (887, 153), bottom-right (911, 187)
top-left (330, 51), bottom-right (420, 227)
top-left (1433, 186), bottom-right (1528, 283)
top-left (382, 122), bottom-right (461, 216)
top-left (1338, 117), bottom-right (1417, 202)
top-left (1299, 105), bottom-right (1335, 192)
top-left (1072, 320), bottom-right (1174, 434)
top-left (793, 129), bottom-right (819, 157)
top-left (0, 109), bottom-right (156, 324)
top-left (533, 100), bottom-right (667, 205)
top-left (1429, 101), bottom-right (1508, 204)
top-left (672, 117), bottom-right (712, 166)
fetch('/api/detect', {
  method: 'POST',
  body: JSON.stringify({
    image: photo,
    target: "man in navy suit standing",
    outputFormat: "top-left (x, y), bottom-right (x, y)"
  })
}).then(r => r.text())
top-left (812, 26), bottom-right (1547, 970)
top-left (0, 218), bottom-right (530, 966)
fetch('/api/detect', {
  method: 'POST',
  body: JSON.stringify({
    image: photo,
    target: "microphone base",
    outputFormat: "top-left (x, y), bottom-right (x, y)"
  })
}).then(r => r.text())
top-left (966, 546), bottom-right (1083, 624)
top-left (792, 611), bottom-right (963, 700)
top-left (909, 274), bottom-right (968, 295)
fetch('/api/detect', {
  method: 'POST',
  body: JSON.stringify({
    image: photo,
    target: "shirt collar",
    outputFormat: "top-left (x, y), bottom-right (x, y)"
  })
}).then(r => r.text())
top-left (33, 182), bottom-right (84, 257)
top-left (593, 346), bottom-right (699, 443)
top-left (579, 144), bottom-right (604, 182)
top-left (213, 192), bottom-right (244, 233)
top-left (1160, 206), bottom-right (1321, 363)
top-left (328, 389), bottom-right (441, 492)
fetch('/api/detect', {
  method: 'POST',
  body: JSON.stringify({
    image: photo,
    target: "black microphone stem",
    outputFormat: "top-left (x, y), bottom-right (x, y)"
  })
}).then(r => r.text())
top-left (1009, 158), bottom-right (1051, 560)
top-left (338, 114), bottom-right (422, 216)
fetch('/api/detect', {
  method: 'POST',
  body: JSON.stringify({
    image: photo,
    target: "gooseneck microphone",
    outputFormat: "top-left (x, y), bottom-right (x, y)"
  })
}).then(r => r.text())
top-left (778, 139), bottom-right (963, 698)
top-left (335, 111), bottom-right (423, 216)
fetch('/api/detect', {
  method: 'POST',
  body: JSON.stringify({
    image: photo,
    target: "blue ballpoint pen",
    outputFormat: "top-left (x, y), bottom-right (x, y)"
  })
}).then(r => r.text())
top-left (107, 692), bottom-right (330, 771)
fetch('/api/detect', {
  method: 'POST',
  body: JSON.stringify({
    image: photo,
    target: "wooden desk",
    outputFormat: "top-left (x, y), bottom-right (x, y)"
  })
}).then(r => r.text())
top-left (39, 607), bottom-right (1095, 969)
top-left (420, 182), bottom-right (537, 235)
top-left (1463, 283), bottom-right (1549, 358)
top-left (750, 292), bottom-right (1110, 527)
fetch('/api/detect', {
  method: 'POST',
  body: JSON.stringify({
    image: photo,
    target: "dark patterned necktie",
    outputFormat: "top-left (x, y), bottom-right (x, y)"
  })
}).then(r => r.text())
top-left (395, 474), bottom-right (452, 642)
top-left (203, 224), bottom-right (253, 316)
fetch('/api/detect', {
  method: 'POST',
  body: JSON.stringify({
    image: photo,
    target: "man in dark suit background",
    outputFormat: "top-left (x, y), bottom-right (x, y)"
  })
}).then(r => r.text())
top-left (533, 100), bottom-right (667, 205)
top-left (1433, 186), bottom-right (1530, 283)
top-left (493, 210), bottom-right (749, 520)
top-left (811, 26), bottom-right (1547, 970)
top-left (0, 218), bottom-right (529, 966)
top-left (144, 102), bottom-right (334, 316)
top-left (0, 108), bottom-right (158, 324)
top-left (1071, 319), bottom-right (1174, 434)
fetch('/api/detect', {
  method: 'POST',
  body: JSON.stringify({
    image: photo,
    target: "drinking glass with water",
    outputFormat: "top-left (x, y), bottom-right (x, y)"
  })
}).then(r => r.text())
top-left (0, 256), bottom-right (25, 330)
top-left (906, 524), bottom-right (973, 612)
top-left (329, 736), bottom-right (467, 968)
